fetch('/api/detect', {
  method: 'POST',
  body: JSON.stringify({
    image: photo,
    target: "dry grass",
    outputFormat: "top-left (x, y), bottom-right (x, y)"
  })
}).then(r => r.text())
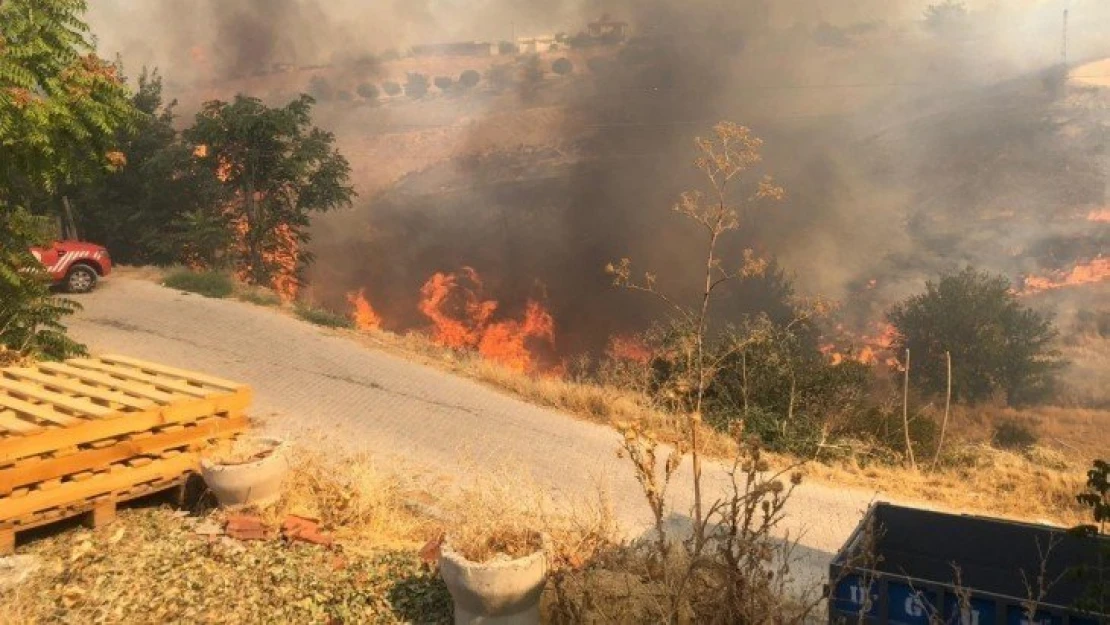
top-left (808, 443), bottom-right (1088, 526)
top-left (435, 467), bottom-right (616, 566)
top-left (0, 451), bottom-right (450, 624)
top-left (0, 449), bottom-right (623, 623)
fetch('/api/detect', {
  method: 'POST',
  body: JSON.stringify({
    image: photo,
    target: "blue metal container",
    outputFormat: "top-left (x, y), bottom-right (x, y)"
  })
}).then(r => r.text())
top-left (829, 503), bottom-right (1108, 625)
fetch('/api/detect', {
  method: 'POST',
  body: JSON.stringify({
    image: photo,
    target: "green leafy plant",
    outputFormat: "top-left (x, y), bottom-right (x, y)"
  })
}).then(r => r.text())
top-left (70, 67), bottom-right (224, 266)
top-left (162, 269), bottom-right (235, 299)
top-left (1, 0), bottom-right (137, 360)
top-left (184, 94), bottom-right (355, 289)
top-left (888, 267), bottom-right (1064, 405)
top-left (295, 304), bottom-right (353, 329)
top-left (1071, 460), bottom-right (1109, 616)
top-left (0, 210), bottom-right (86, 360)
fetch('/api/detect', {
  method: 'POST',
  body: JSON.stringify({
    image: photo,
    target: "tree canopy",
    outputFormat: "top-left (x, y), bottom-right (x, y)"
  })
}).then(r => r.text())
top-left (0, 0), bottom-right (136, 359)
top-left (184, 94), bottom-right (355, 295)
top-left (73, 67), bottom-right (223, 265)
top-left (887, 267), bottom-right (1063, 405)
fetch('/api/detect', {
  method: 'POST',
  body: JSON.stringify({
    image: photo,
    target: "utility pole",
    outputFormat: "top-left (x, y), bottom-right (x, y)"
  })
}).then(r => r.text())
top-left (1062, 8), bottom-right (1069, 66)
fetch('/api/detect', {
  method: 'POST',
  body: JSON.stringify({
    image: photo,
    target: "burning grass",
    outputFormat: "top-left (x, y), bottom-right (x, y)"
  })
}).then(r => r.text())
top-left (120, 270), bottom-right (1098, 525)
top-left (418, 267), bottom-right (557, 374)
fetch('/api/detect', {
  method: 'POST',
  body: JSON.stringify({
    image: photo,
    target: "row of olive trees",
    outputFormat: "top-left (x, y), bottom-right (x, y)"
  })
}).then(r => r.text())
top-left (308, 57), bottom-right (575, 103)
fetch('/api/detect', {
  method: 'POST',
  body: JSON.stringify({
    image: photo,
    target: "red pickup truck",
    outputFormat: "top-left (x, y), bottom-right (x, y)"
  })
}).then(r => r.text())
top-left (30, 240), bottom-right (112, 293)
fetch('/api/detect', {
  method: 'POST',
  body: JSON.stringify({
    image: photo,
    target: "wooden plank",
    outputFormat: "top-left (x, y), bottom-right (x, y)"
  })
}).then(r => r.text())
top-left (36, 363), bottom-right (177, 403)
top-left (0, 413), bottom-right (247, 494)
top-left (99, 355), bottom-right (244, 392)
top-left (5, 368), bottom-right (156, 410)
top-left (0, 378), bottom-right (115, 417)
top-left (2, 474), bottom-right (188, 546)
top-left (0, 454), bottom-right (197, 521)
top-left (65, 360), bottom-right (211, 398)
top-left (0, 408), bottom-right (244, 465)
top-left (84, 501), bottom-right (116, 528)
top-left (0, 394), bottom-right (79, 427)
top-left (0, 411), bottom-right (43, 435)
top-left (0, 527), bottom-right (12, 556)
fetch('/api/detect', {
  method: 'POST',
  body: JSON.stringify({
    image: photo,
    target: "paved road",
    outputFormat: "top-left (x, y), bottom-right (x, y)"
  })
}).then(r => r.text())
top-left (69, 277), bottom-right (886, 591)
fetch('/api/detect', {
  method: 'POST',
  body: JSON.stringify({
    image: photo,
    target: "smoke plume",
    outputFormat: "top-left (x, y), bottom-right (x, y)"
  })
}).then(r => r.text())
top-left (87, 0), bottom-right (1110, 369)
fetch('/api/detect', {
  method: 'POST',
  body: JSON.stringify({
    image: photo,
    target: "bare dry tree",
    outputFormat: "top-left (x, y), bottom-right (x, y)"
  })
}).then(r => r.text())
top-left (931, 350), bottom-right (952, 471)
top-left (902, 348), bottom-right (917, 470)
top-left (607, 121), bottom-right (783, 536)
top-left (1019, 534), bottom-right (1069, 621)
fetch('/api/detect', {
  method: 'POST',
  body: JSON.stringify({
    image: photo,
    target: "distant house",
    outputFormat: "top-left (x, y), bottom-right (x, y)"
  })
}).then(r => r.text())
top-left (411, 41), bottom-right (493, 57)
top-left (587, 16), bottom-right (628, 41)
top-left (517, 35), bottom-right (557, 54)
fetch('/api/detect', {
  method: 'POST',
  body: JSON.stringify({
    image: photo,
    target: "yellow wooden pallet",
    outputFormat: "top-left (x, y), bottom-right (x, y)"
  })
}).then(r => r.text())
top-left (0, 411), bottom-right (248, 496)
top-left (0, 457), bottom-right (196, 554)
top-left (0, 354), bottom-right (252, 465)
top-left (0, 355), bottom-right (254, 554)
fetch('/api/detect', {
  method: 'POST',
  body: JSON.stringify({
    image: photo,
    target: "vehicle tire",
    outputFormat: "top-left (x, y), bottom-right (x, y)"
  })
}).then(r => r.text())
top-left (65, 264), bottom-right (99, 294)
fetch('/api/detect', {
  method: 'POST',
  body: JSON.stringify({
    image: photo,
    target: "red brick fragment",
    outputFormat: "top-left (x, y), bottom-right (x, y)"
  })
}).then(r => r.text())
top-left (419, 534), bottom-right (444, 565)
top-left (281, 515), bottom-right (317, 535)
top-left (225, 515), bottom-right (275, 541)
top-left (280, 514), bottom-right (333, 546)
top-left (295, 527), bottom-right (334, 546)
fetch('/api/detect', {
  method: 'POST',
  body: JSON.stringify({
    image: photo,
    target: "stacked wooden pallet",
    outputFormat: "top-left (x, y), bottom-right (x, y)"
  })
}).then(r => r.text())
top-left (0, 354), bottom-right (252, 553)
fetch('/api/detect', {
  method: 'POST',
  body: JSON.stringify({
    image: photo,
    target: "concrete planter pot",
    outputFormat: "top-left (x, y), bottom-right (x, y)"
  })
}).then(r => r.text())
top-left (200, 437), bottom-right (290, 509)
top-left (439, 536), bottom-right (549, 625)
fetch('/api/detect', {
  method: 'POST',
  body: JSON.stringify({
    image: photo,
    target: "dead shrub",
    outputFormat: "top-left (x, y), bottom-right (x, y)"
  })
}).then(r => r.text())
top-left (993, 417), bottom-right (1040, 451)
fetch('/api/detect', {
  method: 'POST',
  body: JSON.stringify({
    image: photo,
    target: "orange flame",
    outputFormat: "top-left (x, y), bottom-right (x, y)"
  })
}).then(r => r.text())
top-left (606, 335), bottom-right (652, 365)
top-left (226, 211), bottom-right (300, 302)
top-left (418, 267), bottom-right (555, 373)
top-left (821, 322), bottom-right (898, 367)
top-left (347, 288), bottom-right (382, 331)
top-left (1021, 257), bottom-right (1110, 295)
top-left (418, 268), bottom-right (496, 349)
top-left (1087, 208), bottom-right (1110, 223)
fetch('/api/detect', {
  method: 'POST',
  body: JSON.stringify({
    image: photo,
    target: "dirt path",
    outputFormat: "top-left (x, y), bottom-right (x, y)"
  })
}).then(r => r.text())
top-left (69, 277), bottom-right (887, 591)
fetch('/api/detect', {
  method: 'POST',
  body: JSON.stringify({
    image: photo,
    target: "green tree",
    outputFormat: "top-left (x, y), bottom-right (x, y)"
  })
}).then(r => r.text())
top-left (356, 82), bottom-right (379, 101)
top-left (72, 67), bottom-right (223, 264)
top-left (183, 94), bottom-right (355, 289)
top-left (552, 57), bottom-right (573, 76)
top-left (0, 0), bottom-right (136, 359)
top-left (434, 76), bottom-right (453, 92)
top-left (404, 73), bottom-right (429, 99)
top-left (924, 1), bottom-right (969, 34)
top-left (458, 70), bottom-right (480, 90)
top-left (0, 210), bottom-right (85, 360)
top-left (887, 267), bottom-right (1063, 405)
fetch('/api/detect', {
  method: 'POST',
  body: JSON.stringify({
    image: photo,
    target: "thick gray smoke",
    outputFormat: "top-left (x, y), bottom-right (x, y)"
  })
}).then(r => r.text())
top-left (87, 0), bottom-right (1110, 363)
